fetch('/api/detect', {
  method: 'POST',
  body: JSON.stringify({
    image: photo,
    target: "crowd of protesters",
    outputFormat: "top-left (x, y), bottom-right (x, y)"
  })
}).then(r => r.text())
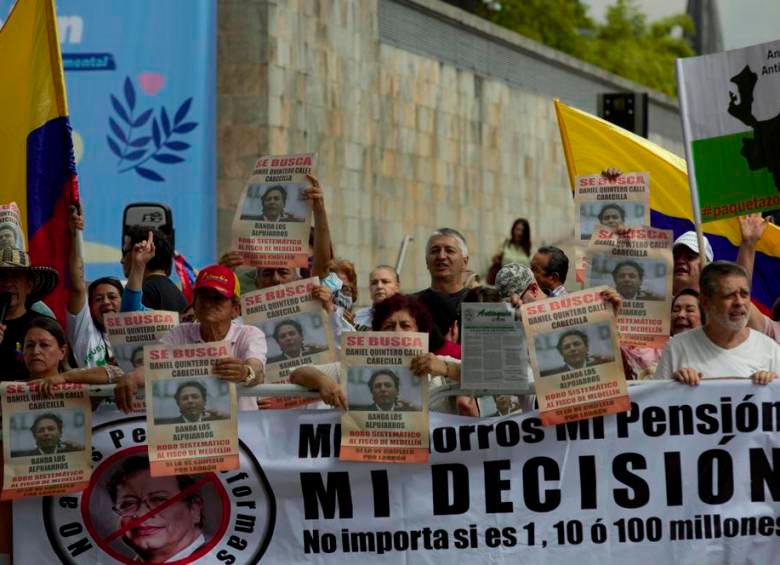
top-left (1, 171), bottom-right (779, 418)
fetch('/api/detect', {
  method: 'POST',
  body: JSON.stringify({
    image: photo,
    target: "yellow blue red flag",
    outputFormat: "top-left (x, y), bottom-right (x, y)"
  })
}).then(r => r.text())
top-left (0, 0), bottom-right (80, 321)
top-left (554, 99), bottom-right (780, 312)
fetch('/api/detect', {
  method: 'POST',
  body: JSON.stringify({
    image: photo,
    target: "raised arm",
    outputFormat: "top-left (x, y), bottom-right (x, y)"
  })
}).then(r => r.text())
top-left (120, 231), bottom-right (156, 312)
top-left (736, 213), bottom-right (768, 279)
top-left (303, 174), bottom-right (333, 278)
top-left (737, 214), bottom-right (774, 332)
top-left (67, 206), bottom-right (86, 315)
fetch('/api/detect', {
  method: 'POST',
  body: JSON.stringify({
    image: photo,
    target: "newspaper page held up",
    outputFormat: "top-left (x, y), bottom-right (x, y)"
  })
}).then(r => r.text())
top-left (231, 153), bottom-right (316, 268)
top-left (521, 286), bottom-right (629, 425)
top-left (460, 303), bottom-right (530, 391)
top-left (341, 332), bottom-right (429, 464)
top-left (586, 226), bottom-right (673, 348)
top-left (1, 382), bottom-right (92, 499)
top-left (145, 341), bottom-right (239, 477)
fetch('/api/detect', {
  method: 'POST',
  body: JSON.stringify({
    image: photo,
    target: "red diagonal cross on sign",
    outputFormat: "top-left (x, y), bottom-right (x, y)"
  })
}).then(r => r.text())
top-left (102, 474), bottom-right (217, 545)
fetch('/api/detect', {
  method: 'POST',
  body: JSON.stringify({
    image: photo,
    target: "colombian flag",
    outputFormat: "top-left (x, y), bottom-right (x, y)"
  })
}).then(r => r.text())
top-left (554, 100), bottom-right (780, 312)
top-left (0, 0), bottom-right (79, 322)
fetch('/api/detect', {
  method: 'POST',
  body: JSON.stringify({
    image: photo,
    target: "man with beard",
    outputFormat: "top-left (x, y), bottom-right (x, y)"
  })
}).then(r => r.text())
top-left (68, 207), bottom-right (122, 367)
top-left (611, 260), bottom-right (664, 301)
top-left (655, 261), bottom-right (780, 385)
top-left (672, 231), bottom-right (714, 295)
top-left (530, 246), bottom-right (569, 297)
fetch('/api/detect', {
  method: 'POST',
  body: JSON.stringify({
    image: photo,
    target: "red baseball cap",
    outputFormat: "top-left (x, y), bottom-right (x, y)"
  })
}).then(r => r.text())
top-left (194, 265), bottom-right (240, 299)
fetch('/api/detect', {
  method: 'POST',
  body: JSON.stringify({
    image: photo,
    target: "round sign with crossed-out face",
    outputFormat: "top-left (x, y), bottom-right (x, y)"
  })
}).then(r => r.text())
top-left (43, 416), bottom-right (275, 564)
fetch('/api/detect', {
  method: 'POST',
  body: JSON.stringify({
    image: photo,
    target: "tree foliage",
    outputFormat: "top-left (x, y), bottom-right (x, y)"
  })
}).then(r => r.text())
top-left (458, 0), bottom-right (694, 97)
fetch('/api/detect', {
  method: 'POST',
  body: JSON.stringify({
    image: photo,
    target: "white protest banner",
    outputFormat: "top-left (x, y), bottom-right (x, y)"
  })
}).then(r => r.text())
top-left (0, 202), bottom-right (24, 250)
top-left (14, 381), bottom-right (780, 564)
top-left (461, 302), bottom-right (529, 391)
top-left (231, 153), bottom-right (316, 268)
top-left (574, 172), bottom-right (650, 241)
top-left (585, 226), bottom-right (673, 348)
top-left (1, 382), bottom-right (91, 499)
top-left (677, 40), bottom-right (780, 222)
top-left (242, 277), bottom-right (336, 408)
top-left (521, 286), bottom-right (629, 425)
top-left (341, 332), bottom-right (429, 464)
top-left (145, 341), bottom-right (239, 476)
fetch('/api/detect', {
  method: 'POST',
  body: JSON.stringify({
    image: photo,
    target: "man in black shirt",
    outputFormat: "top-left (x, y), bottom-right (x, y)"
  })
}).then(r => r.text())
top-left (413, 228), bottom-right (470, 328)
top-left (122, 226), bottom-right (187, 312)
top-left (0, 247), bottom-right (59, 380)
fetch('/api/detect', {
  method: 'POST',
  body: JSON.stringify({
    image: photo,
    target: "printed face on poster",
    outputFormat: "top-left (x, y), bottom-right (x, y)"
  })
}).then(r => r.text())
top-left (574, 172), bottom-right (649, 242)
top-left (586, 226), bottom-right (673, 348)
top-left (521, 287), bottom-right (629, 425)
top-left (152, 378), bottom-right (231, 426)
top-left (239, 183), bottom-right (307, 223)
top-left (9, 409), bottom-right (86, 458)
top-left (1, 382), bottom-right (92, 499)
top-left (231, 153), bottom-right (316, 268)
top-left (347, 367), bottom-right (422, 412)
top-left (241, 278), bottom-right (337, 384)
top-left (533, 322), bottom-right (615, 378)
top-left (84, 449), bottom-right (225, 563)
top-left (578, 202), bottom-right (647, 240)
top-left (588, 255), bottom-right (668, 302)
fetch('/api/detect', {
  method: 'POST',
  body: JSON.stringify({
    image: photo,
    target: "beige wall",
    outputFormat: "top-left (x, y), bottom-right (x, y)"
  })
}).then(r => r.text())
top-left (217, 0), bottom-right (683, 302)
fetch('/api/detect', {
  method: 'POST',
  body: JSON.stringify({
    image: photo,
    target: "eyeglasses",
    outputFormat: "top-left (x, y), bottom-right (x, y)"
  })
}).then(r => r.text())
top-left (113, 494), bottom-right (172, 517)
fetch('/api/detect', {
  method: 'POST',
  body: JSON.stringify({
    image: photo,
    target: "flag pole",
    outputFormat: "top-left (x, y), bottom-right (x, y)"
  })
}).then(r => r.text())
top-left (676, 59), bottom-right (709, 267)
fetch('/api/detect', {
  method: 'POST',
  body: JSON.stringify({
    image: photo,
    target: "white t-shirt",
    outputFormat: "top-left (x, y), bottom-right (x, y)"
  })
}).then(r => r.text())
top-left (654, 327), bottom-right (780, 380)
top-left (67, 303), bottom-right (111, 368)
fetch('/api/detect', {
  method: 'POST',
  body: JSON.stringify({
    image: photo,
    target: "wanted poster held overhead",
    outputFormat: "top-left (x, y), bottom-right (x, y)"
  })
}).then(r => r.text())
top-left (231, 153), bottom-right (316, 268)
top-left (574, 172), bottom-right (649, 241)
top-left (521, 287), bottom-right (629, 425)
top-left (677, 39), bottom-right (780, 222)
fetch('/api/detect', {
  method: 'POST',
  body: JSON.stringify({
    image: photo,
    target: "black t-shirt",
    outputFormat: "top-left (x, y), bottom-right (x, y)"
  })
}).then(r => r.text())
top-left (412, 287), bottom-right (468, 331)
top-left (142, 274), bottom-right (188, 313)
top-left (0, 310), bottom-right (48, 381)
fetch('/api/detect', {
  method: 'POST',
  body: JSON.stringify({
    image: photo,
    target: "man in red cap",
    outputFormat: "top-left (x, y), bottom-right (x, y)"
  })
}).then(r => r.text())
top-left (115, 264), bottom-right (266, 412)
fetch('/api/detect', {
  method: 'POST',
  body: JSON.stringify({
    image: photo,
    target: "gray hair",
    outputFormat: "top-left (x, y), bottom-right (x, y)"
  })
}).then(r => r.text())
top-left (699, 261), bottom-right (749, 298)
top-left (426, 228), bottom-right (469, 258)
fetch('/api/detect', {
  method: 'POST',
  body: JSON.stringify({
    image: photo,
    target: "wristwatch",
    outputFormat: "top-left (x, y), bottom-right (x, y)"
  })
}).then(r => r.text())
top-left (243, 364), bottom-right (256, 386)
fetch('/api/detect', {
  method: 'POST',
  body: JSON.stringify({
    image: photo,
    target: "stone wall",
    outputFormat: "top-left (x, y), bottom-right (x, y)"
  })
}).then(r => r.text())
top-left (217, 0), bottom-right (684, 302)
